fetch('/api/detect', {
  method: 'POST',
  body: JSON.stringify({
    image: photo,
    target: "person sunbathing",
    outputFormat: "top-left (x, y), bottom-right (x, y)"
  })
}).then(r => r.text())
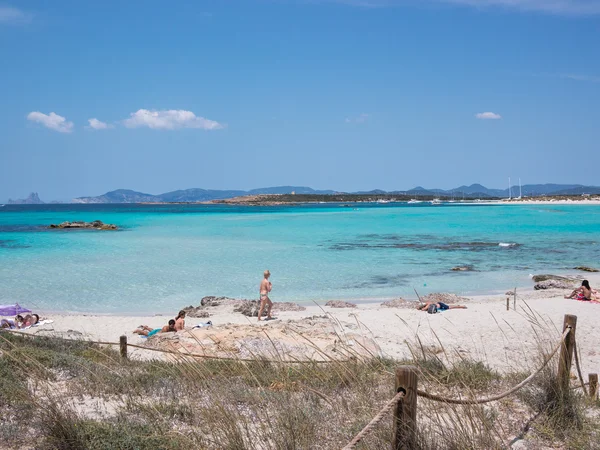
top-left (1, 315), bottom-right (24, 329)
top-left (133, 319), bottom-right (177, 337)
top-left (417, 302), bottom-right (467, 312)
top-left (565, 280), bottom-right (593, 301)
top-left (20, 314), bottom-right (39, 328)
top-left (174, 310), bottom-right (186, 331)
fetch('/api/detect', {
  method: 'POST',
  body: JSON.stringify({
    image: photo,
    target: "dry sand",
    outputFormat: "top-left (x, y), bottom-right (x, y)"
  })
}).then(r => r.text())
top-left (13, 273), bottom-right (600, 375)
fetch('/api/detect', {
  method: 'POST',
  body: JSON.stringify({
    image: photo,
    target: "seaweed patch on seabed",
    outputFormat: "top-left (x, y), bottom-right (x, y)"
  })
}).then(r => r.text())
top-left (0, 239), bottom-right (30, 249)
top-left (345, 274), bottom-right (410, 289)
top-left (329, 235), bottom-right (522, 252)
top-left (0, 224), bottom-right (47, 233)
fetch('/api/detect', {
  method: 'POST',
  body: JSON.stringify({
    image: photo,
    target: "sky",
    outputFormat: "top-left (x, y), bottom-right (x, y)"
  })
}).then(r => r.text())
top-left (0, 0), bottom-right (599, 202)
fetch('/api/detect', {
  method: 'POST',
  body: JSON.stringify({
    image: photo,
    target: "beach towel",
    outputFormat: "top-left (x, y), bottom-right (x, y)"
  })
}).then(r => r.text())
top-left (0, 303), bottom-right (31, 316)
top-left (192, 321), bottom-right (213, 329)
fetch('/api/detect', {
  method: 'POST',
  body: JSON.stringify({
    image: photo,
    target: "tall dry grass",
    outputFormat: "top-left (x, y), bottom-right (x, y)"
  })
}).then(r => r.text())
top-left (0, 311), bottom-right (598, 449)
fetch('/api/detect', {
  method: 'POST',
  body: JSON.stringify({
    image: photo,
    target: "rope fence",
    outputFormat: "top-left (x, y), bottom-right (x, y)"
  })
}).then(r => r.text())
top-left (342, 391), bottom-right (405, 450)
top-left (0, 328), bottom-right (347, 364)
top-left (341, 314), bottom-right (598, 449)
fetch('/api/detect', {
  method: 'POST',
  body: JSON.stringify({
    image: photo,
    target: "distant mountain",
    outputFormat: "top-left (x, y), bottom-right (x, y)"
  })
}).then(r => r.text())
top-left (68, 183), bottom-right (600, 204)
top-left (7, 192), bottom-right (44, 205)
top-left (159, 188), bottom-right (247, 202)
top-left (73, 186), bottom-right (336, 203)
top-left (73, 189), bottom-right (160, 204)
top-left (247, 186), bottom-right (336, 195)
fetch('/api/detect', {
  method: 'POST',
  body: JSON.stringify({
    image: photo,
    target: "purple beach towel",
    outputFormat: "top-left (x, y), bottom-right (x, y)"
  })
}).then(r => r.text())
top-left (0, 304), bottom-right (31, 316)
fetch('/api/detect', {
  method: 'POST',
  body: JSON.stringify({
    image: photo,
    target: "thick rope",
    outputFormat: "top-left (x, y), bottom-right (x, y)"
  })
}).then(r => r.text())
top-left (573, 338), bottom-right (588, 397)
top-left (0, 328), bottom-right (345, 364)
top-left (417, 328), bottom-right (571, 405)
top-left (342, 391), bottom-right (405, 450)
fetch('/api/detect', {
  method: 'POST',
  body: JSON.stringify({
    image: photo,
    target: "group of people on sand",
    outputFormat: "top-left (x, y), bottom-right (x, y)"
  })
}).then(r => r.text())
top-left (133, 310), bottom-right (187, 336)
top-left (565, 280), bottom-right (598, 301)
top-left (1, 313), bottom-right (40, 329)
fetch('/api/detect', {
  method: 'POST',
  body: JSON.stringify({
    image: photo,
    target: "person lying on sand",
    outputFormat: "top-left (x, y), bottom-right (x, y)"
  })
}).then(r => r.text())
top-left (417, 302), bottom-right (467, 312)
top-left (21, 314), bottom-right (39, 328)
top-left (133, 319), bottom-right (177, 337)
top-left (258, 269), bottom-right (273, 321)
top-left (174, 310), bottom-right (186, 331)
top-left (1, 315), bottom-right (24, 329)
top-left (565, 280), bottom-right (594, 301)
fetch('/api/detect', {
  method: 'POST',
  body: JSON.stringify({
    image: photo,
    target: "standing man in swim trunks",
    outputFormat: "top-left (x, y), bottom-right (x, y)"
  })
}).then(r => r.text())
top-left (258, 270), bottom-right (273, 321)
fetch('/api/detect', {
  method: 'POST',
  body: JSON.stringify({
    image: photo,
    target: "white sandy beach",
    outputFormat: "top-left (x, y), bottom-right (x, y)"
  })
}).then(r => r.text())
top-left (11, 273), bottom-right (600, 376)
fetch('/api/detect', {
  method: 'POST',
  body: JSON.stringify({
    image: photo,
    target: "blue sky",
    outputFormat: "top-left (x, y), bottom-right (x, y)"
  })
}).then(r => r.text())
top-left (1, 0), bottom-right (599, 201)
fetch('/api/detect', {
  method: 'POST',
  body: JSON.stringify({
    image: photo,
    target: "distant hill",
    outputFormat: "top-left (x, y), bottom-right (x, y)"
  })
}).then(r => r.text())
top-left (7, 192), bottom-right (44, 205)
top-left (247, 186), bottom-right (336, 195)
top-left (67, 183), bottom-right (600, 204)
top-left (73, 186), bottom-right (335, 203)
top-left (73, 189), bottom-right (160, 204)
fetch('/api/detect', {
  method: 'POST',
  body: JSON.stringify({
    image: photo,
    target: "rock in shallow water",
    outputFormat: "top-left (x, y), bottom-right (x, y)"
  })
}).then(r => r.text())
top-left (49, 220), bottom-right (117, 230)
top-left (574, 266), bottom-right (599, 273)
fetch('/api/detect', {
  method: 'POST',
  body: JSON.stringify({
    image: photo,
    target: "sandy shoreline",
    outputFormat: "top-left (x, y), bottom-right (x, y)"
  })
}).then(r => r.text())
top-left (8, 273), bottom-right (600, 375)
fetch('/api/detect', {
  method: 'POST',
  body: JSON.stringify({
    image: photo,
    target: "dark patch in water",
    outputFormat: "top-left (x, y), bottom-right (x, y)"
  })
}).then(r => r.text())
top-left (0, 224), bottom-right (47, 233)
top-left (345, 274), bottom-right (410, 289)
top-left (330, 239), bottom-right (522, 252)
top-left (0, 239), bottom-right (30, 249)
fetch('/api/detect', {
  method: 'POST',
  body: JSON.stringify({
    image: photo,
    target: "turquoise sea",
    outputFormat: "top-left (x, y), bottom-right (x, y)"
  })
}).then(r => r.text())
top-left (1, 203), bottom-right (599, 314)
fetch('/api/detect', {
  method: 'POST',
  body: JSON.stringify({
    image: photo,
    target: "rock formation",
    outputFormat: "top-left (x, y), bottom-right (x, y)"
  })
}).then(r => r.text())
top-left (48, 221), bottom-right (118, 230)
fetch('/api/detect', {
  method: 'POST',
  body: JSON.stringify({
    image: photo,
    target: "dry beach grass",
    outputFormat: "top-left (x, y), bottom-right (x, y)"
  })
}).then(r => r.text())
top-left (1, 295), bottom-right (600, 449)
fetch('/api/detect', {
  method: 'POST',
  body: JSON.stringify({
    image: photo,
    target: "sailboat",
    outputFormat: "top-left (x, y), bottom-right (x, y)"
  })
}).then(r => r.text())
top-left (516, 178), bottom-right (522, 200)
top-left (508, 177), bottom-right (512, 200)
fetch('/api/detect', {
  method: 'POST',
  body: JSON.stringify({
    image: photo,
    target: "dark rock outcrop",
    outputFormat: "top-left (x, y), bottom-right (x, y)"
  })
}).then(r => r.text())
top-left (451, 265), bottom-right (474, 272)
top-left (233, 300), bottom-right (306, 317)
top-left (531, 274), bottom-right (579, 283)
top-left (200, 296), bottom-right (233, 307)
top-left (534, 279), bottom-right (578, 290)
top-left (49, 220), bottom-right (117, 230)
top-left (574, 266), bottom-right (599, 273)
top-left (182, 306), bottom-right (210, 318)
top-left (325, 300), bottom-right (357, 308)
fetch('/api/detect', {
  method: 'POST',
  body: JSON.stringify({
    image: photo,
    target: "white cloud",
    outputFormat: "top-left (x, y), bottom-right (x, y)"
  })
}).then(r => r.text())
top-left (559, 73), bottom-right (600, 83)
top-left (27, 112), bottom-right (74, 133)
top-left (123, 109), bottom-right (224, 130)
top-left (0, 6), bottom-right (32, 24)
top-left (87, 118), bottom-right (113, 130)
top-left (440, 0), bottom-right (600, 15)
top-left (476, 112), bottom-right (502, 120)
top-left (320, 0), bottom-right (600, 15)
top-left (345, 113), bottom-right (370, 124)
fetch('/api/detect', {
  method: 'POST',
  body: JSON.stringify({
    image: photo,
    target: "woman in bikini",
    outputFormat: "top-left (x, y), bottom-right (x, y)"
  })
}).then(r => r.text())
top-left (258, 270), bottom-right (273, 321)
top-left (565, 280), bottom-right (593, 301)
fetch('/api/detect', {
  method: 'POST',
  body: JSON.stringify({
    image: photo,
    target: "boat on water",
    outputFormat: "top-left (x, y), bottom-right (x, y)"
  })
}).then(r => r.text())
top-left (430, 198), bottom-right (442, 205)
top-left (407, 199), bottom-right (422, 204)
top-left (376, 199), bottom-right (391, 204)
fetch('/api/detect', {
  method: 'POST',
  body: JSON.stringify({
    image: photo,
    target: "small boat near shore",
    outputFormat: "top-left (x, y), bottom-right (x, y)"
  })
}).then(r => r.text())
top-left (407, 199), bottom-right (422, 204)
top-left (430, 198), bottom-right (442, 205)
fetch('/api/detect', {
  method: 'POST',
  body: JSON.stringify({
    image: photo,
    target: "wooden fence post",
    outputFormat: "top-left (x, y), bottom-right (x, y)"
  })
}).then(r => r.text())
top-left (120, 335), bottom-right (128, 359)
top-left (589, 374), bottom-right (598, 400)
top-left (557, 315), bottom-right (577, 390)
top-left (393, 366), bottom-right (418, 450)
top-left (513, 288), bottom-right (517, 310)
top-left (506, 297), bottom-right (510, 311)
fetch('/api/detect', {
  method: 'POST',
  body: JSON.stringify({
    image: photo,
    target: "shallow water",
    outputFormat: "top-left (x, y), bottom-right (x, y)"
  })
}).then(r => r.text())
top-left (1, 203), bottom-right (598, 313)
